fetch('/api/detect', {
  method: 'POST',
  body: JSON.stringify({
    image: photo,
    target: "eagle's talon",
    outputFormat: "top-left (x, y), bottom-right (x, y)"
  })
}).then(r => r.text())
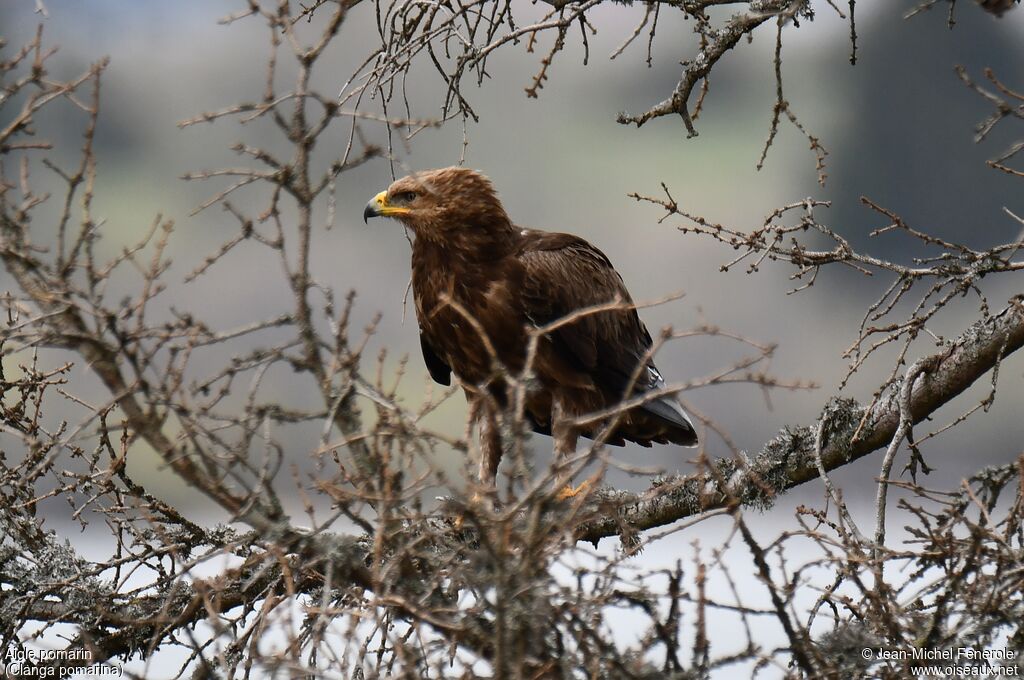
top-left (452, 490), bottom-right (497, 530)
top-left (555, 480), bottom-right (591, 501)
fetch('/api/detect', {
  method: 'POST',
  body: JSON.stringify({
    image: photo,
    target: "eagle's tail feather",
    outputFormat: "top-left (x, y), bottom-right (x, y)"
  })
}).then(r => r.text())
top-left (640, 396), bottom-right (699, 447)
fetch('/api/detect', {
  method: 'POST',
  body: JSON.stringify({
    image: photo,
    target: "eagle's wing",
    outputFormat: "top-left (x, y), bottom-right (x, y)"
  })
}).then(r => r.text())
top-left (518, 231), bottom-right (650, 393)
top-left (518, 230), bottom-right (697, 444)
top-left (420, 332), bottom-right (451, 386)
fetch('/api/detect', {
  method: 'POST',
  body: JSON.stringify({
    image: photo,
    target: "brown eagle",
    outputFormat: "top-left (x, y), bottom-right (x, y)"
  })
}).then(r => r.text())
top-left (364, 167), bottom-right (697, 489)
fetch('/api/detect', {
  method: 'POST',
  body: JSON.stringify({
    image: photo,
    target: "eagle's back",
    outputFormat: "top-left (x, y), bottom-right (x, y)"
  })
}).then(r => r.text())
top-left (515, 230), bottom-right (697, 447)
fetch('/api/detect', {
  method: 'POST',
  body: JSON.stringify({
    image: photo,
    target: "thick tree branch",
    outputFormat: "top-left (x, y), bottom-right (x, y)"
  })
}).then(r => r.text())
top-left (579, 295), bottom-right (1024, 542)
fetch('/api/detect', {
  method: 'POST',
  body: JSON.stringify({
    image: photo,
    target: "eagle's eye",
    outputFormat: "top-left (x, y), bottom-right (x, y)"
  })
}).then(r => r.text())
top-left (392, 190), bottom-right (417, 205)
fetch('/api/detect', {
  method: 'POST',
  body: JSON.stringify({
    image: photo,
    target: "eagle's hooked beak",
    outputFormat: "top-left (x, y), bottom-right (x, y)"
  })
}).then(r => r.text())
top-left (363, 190), bottom-right (408, 223)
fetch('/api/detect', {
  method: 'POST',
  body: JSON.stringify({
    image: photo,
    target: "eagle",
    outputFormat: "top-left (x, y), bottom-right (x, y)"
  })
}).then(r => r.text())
top-left (363, 167), bottom-right (697, 491)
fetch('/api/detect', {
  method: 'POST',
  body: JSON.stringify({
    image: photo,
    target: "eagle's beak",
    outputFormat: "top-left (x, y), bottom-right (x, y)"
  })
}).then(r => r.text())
top-left (363, 190), bottom-right (408, 223)
top-left (363, 191), bottom-right (385, 223)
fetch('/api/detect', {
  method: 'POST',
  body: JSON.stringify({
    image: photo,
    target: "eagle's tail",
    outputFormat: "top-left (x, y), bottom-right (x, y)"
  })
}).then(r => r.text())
top-left (640, 395), bottom-right (699, 447)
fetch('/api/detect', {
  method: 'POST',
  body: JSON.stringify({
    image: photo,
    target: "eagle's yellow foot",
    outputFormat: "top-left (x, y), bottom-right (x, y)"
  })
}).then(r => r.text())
top-left (556, 480), bottom-right (591, 500)
top-left (453, 491), bottom-right (492, 529)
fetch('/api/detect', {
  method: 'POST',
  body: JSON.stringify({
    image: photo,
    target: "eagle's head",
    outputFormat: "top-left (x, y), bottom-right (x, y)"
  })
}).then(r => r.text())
top-left (363, 167), bottom-right (512, 243)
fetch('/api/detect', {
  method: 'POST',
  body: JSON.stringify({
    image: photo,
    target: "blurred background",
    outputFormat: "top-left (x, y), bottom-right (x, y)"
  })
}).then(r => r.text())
top-left (2, 0), bottom-right (1023, 673)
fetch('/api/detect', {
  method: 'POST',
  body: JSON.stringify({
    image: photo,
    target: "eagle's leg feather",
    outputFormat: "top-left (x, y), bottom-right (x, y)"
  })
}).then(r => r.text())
top-left (465, 389), bottom-right (502, 494)
top-left (478, 398), bottom-right (501, 490)
top-left (551, 394), bottom-right (581, 497)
